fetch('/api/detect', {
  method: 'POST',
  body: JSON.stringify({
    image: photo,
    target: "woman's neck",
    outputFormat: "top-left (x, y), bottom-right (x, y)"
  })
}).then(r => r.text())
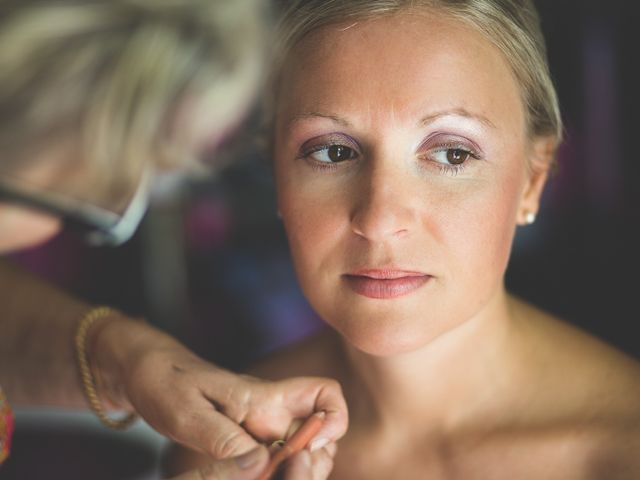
top-left (338, 288), bottom-right (527, 437)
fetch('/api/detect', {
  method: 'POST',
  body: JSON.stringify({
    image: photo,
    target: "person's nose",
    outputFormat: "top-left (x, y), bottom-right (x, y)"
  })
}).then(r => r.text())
top-left (349, 160), bottom-right (417, 242)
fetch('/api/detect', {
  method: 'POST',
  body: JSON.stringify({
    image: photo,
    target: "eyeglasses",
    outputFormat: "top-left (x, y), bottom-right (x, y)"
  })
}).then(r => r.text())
top-left (0, 171), bottom-right (150, 246)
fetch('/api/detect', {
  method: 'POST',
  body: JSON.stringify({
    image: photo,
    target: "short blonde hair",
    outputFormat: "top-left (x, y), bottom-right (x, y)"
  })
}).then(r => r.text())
top-left (274, 0), bottom-right (562, 143)
top-left (0, 0), bottom-right (267, 203)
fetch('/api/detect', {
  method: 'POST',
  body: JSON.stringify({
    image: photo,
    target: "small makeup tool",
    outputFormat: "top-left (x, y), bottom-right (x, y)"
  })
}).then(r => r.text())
top-left (257, 411), bottom-right (326, 480)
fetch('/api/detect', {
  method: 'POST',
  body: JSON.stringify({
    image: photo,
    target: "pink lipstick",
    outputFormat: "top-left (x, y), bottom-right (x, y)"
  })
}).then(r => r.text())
top-left (343, 269), bottom-right (431, 299)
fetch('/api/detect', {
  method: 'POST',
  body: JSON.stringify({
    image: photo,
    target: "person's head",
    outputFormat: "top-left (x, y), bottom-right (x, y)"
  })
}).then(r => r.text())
top-left (0, 0), bottom-right (267, 251)
top-left (272, 0), bottom-right (561, 356)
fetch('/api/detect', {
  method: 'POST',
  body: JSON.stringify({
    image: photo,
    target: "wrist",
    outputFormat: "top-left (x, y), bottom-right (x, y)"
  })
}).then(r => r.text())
top-left (91, 311), bottom-right (182, 410)
top-left (75, 306), bottom-right (139, 429)
top-left (88, 311), bottom-right (141, 411)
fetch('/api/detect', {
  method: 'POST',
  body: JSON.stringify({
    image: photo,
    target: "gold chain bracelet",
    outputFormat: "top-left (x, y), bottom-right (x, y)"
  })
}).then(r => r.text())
top-left (74, 306), bottom-right (138, 430)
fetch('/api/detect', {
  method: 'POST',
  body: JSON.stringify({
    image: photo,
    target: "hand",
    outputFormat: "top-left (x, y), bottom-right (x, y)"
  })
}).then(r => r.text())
top-left (280, 443), bottom-right (336, 480)
top-left (168, 446), bottom-right (269, 480)
top-left (93, 318), bottom-right (348, 459)
top-left (168, 444), bottom-right (336, 480)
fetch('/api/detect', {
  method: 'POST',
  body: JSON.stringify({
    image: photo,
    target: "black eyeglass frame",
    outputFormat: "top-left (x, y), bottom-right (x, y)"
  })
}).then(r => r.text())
top-left (0, 173), bottom-right (150, 246)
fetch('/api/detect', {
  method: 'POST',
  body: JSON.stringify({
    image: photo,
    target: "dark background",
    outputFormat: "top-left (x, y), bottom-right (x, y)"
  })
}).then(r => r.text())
top-left (9, 1), bottom-right (640, 369)
top-left (507, 1), bottom-right (640, 357)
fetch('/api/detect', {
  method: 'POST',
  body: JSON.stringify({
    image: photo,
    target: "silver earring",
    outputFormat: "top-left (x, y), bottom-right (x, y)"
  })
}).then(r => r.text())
top-left (525, 212), bottom-right (536, 225)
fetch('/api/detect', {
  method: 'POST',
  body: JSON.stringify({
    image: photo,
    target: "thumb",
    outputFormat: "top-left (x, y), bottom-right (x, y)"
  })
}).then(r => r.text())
top-left (168, 446), bottom-right (270, 480)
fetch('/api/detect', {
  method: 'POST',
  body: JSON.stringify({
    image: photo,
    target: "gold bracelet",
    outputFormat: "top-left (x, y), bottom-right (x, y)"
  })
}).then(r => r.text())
top-left (74, 306), bottom-right (138, 430)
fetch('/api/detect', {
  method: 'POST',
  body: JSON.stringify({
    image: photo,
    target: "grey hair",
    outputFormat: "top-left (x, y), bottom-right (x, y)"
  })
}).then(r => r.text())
top-left (273, 0), bottom-right (562, 144)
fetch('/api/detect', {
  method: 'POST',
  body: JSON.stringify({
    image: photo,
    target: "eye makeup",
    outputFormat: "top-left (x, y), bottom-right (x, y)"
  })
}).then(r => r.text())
top-left (417, 132), bottom-right (485, 176)
top-left (296, 132), bottom-right (361, 170)
top-left (288, 123), bottom-right (488, 176)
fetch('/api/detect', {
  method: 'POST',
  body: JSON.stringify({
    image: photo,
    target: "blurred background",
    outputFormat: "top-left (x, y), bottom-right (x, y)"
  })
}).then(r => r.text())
top-left (3, 1), bottom-right (639, 478)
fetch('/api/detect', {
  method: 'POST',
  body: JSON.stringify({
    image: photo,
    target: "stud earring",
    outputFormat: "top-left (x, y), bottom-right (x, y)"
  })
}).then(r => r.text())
top-left (525, 211), bottom-right (536, 225)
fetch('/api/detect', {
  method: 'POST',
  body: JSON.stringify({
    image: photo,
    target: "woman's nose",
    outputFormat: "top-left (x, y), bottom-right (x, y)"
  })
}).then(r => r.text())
top-left (349, 163), bottom-right (417, 242)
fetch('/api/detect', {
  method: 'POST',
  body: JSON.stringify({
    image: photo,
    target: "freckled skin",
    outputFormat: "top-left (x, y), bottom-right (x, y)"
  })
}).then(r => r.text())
top-left (261, 11), bottom-right (640, 479)
top-left (275, 13), bottom-right (534, 356)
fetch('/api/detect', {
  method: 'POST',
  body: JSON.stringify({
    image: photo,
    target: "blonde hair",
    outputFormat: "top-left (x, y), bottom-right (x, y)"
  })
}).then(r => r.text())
top-left (0, 0), bottom-right (267, 204)
top-left (274, 0), bottom-right (562, 144)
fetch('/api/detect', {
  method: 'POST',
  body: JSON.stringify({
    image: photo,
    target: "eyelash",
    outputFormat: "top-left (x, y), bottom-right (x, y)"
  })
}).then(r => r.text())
top-left (423, 143), bottom-right (482, 177)
top-left (437, 163), bottom-right (465, 176)
top-left (298, 140), bottom-right (482, 174)
top-left (298, 143), bottom-right (354, 171)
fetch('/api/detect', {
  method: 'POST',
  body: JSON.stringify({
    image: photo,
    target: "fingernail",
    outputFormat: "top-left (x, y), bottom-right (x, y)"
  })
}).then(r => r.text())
top-left (309, 436), bottom-right (329, 452)
top-left (235, 447), bottom-right (264, 470)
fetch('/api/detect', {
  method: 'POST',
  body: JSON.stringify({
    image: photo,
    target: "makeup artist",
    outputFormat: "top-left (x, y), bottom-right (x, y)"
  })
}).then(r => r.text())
top-left (0, 1), bottom-right (346, 479)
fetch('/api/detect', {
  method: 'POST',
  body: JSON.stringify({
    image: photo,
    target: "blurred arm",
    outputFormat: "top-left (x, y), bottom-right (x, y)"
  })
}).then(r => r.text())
top-left (0, 258), bottom-right (95, 406)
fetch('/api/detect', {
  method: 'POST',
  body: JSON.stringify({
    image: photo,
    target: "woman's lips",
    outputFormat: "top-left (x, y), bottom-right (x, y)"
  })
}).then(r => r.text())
top-left (343, 270), bottom-right (432, 299)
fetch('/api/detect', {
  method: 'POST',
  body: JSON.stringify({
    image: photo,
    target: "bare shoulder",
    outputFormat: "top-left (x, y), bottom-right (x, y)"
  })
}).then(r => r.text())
top-left (513, 296), bottom-right (640, 401)
top-left (510, 296), bottom-right (640, 476)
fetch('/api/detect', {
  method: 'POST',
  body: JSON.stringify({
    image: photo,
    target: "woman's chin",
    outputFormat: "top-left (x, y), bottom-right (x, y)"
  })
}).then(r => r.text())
top-left (337, 324), bottom-right (437, 357)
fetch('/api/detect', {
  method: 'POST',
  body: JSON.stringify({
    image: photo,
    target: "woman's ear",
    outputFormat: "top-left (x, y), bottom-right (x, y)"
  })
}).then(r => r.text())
top-left (517, 136), bottom-right (557, 226)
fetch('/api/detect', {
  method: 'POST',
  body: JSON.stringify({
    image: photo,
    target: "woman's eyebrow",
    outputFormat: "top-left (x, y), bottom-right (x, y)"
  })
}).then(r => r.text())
top-left (285, 108), bottom-right (496, 131)
top-left (285, 111), bottom-right (351, 129)
top-left (419, 108), bottom-right (497, 130)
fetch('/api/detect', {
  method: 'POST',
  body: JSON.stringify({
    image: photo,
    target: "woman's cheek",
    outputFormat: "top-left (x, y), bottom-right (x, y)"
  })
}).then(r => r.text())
top-left (449, 179), bottom-right (521, 287)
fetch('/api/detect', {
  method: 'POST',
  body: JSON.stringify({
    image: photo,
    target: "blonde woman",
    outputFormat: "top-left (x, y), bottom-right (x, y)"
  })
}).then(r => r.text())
top-left (0, 1), bottom-right (347, 478)
top-left (170, 0), bottom-right (640, 478)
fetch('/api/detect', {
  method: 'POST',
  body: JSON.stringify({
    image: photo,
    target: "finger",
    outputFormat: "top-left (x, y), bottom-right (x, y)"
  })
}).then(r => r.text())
top-left (260, 413), bottom-right (326, 479)
top-left (168, 446), bottom-right (269, 480)
top-left (283, 417), bottom-right (304, 440)
top-left (273, 377), bottom-right (349, 450)
top-left (312, 381), bottom-right (348, 450)
top-left (281, 450), bottom-right (312, 480)
top-left (322, 442), bottom-right (337, 458)
top-left (309, 446), bottom-right (335, 480)
top-left (283, 447), bottom-right (334, 480)
top-left (284, 412), bottom-right (325, 452)
top-left (173, 408), bottom-right (260, 459)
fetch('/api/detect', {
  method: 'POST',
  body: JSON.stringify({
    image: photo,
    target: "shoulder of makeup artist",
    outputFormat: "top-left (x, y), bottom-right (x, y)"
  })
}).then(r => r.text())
top-left (0, 1), bottom-right (347, 477)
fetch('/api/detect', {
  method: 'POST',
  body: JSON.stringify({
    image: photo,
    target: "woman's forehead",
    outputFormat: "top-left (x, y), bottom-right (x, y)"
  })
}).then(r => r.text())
top-left (277, 12), bottom-right (524, 135)
top-left (279, 13), bottom-right (524, 136)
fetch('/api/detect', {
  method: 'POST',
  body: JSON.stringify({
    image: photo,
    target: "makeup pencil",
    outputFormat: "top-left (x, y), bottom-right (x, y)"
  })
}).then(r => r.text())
top-left (257, 411), bottom-right (326, 480)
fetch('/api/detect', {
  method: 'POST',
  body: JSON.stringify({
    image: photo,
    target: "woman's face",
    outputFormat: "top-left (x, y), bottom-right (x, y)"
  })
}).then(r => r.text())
top-left (274, 12), bottom-right (549, 356)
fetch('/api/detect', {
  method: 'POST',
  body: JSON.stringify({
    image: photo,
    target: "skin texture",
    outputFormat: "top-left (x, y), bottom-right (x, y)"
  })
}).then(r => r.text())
top-left (251, 10), bottom-right (639, 480)
top-left (274, 12), bottom-right (543, 357)
top-left (163, 9), bottom-right (640, 479)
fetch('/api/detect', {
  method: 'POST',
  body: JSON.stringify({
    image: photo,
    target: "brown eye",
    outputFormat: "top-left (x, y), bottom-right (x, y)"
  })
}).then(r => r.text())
top-left (309, 144), bottom-right (357, 163)
top-left (446, 149), bottom-right (470, 165)
top-left (327, 145), bottom-right (354, 163)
